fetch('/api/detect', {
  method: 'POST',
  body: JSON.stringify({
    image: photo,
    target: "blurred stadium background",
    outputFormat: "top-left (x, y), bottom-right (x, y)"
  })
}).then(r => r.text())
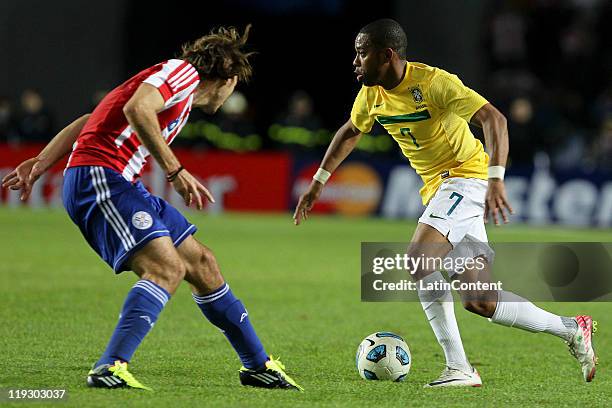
top-left (1, 0), bottom-right (611, 226)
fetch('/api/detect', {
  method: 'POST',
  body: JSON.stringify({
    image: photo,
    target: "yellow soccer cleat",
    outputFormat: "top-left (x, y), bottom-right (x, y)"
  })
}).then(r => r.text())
top-left (239, 355), bottom-right (303, 391)
top-left (87, 360), bottom-right (152, 391)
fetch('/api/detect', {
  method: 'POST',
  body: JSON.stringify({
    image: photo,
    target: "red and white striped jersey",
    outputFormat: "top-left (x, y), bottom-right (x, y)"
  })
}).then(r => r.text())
top-left (67, 59), bottom-right (200, 181)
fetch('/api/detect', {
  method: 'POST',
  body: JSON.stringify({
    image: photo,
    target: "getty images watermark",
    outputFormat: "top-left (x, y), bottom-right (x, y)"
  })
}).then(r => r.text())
top-left (370, 252), bottom-right (502, 292)
top-left (361, 242), bottom-right (612, 302)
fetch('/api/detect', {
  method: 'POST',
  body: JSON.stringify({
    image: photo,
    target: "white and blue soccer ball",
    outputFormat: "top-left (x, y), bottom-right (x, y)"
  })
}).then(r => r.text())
top-left (356, 332), bottom-right (411, 381)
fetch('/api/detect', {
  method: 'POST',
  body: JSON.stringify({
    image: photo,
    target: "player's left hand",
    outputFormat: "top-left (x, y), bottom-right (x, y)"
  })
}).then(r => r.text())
top-left (484, 179), bottom-right (514, 226)
top-left (1, 157), bottom-right (45, 201)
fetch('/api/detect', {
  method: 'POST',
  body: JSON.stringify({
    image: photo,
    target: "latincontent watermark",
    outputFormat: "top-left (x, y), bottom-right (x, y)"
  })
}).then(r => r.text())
top-left (361, 242), bottom-right (612, 302)
top-left (369, 252), bottom-right (502, 294)
top-left (372, 279), bottom-right (503, 292)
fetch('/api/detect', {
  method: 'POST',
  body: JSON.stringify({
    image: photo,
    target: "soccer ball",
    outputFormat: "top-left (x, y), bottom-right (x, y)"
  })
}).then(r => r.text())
top-left (356, 332), bottom-right (411, 381)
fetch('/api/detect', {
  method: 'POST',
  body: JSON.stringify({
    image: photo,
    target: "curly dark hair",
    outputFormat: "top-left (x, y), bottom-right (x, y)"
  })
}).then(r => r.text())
top-left (179, 25), bottom-right (254, 82)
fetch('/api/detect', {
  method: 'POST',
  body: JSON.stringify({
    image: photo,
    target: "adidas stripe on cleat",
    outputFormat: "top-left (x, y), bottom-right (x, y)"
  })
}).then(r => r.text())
top-left (87, 361), bottom-right (152, 390)
top-left (239, 356), bottom-right (303, 391)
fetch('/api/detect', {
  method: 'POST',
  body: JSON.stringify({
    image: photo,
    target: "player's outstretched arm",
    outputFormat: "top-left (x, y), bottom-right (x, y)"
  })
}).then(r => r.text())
top-left (1, 113), bottom-right (90, 201)
top-left (293, 119), bottom-right (362, 225)
top-left (123, 83), bottom-right (214, 209)
top-left (471, 103), bottom-right (514, 225)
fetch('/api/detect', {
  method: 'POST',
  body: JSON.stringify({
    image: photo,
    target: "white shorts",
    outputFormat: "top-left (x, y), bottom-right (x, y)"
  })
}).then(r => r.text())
top-left (417, 177), bottom-right (494, 272)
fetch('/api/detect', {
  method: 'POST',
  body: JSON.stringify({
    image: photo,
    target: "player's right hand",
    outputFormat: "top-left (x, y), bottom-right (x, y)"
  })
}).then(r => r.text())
top-left (171, 169), bottom-right (215, 210)
top-left (1, 157), bottom-right (45, 201)
top-left (293, 181), bottom-right (323, 226)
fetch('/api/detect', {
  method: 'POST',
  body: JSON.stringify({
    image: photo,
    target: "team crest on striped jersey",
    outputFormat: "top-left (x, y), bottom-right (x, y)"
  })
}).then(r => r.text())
top-left (132, 211), bottom-right (153, 230)
top-left (168, 118), bottom-right (180, 132)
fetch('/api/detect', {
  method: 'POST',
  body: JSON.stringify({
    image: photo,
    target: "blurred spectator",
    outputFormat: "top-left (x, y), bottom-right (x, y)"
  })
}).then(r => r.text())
top-left (551, 128), bottom-right (588, 171)
top-left (15, 89), bottom-right (54, 143)
top-left (270, 90), bottom-right (327, 153)
top-left (217, 91), bottom-right (258, 138)
top-left (592, 83), bottom-right (612, 127)
top-left (487, 69), bottom-right (539, 105)
top-left (507, 97), bottom-right (535, 164)
top-left (589, 117), bottom-right (612, 172)
top-left (277, 90), bottom-right (322, 130)
top-left (178, 91), bottom-right (262, 151)
top-left (0, 97), bottom-right (18, 143)
top-left (487, 3), bottom-right (528, 70)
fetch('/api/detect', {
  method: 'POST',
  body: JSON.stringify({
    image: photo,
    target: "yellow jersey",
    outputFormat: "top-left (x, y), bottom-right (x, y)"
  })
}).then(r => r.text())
top-left (350, 62), bottom-right (489, 204)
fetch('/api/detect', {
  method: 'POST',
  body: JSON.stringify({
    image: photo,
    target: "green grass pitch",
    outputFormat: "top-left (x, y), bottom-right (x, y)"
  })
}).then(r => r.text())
top-left (0, 208), bottom-right (610, 407)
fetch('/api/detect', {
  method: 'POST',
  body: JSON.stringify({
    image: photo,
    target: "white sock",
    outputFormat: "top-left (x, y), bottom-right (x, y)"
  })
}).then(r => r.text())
top-left (490, 291), bottom-right (577, 342)
top-left (417, 271), bottom-right (471, 372)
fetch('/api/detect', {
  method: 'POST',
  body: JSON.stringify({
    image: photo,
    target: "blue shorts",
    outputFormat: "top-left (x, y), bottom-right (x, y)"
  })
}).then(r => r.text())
top-left (62, 165), bottom-right (197, 273)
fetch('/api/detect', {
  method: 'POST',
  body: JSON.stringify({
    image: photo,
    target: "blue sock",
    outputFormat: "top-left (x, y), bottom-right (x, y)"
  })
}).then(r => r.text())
top-left (96, 279), bottom-right (170, 367)
top-left (193, 283), bottom-right (268, 369)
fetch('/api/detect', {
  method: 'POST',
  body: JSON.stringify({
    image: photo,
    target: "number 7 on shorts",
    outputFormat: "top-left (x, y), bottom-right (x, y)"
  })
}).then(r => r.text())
top-left (447, 192), bottom-right (464, 216)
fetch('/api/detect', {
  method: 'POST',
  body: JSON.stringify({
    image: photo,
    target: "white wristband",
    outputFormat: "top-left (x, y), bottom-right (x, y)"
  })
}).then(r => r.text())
top-left (313, 168), bottom-right (331, 185)
top-left (488, 166), bottom-right (505, 180)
